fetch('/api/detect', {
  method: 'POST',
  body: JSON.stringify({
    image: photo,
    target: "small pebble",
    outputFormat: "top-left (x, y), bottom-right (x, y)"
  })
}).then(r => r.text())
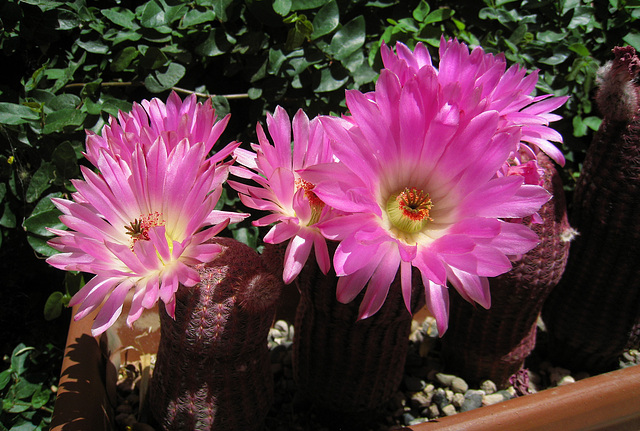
top-left (426, 404), bottom-right (440, 419)
top-left (480, 380), bottom-right (497, 394)
top-left (409, 417), bottom-right (428, 426)
top-left (435, 373), bottom-right (456, 387)
top-left (452, 392), bottom-right (465, 408)
top-left (557, 375), bottom-right (575, 386)
top-left (441, 404), bottom-right (457, 416)
top-left (482, 392), bottom-right (506, 406)
top-left (432, 388), bottom-right (449, 410)
top-left (402, 412), bottom-right (416, 425)
top-left (409, 391), bottom-right (432, 410)
top-left (549, 366), bottom-right (572, 386)
top-left (451, 377), bottom-right (468, 394)
top-left (460, 390), bottom-right (484, 412)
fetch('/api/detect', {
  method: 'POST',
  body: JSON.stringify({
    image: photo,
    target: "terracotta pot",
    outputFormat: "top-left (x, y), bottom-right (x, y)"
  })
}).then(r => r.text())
top-left (51, 295), bottom-right (640, 431)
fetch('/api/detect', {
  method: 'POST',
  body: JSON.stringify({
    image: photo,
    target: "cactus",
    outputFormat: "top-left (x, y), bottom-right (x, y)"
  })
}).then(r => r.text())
top-left (149, 237), bottom-right (283, 430)
top-left (542, 46), bottom-right (640, 373)
top-left (441, 152), bottom-right (571, 388)
top-left (291, 243), bottom-right (424, 423)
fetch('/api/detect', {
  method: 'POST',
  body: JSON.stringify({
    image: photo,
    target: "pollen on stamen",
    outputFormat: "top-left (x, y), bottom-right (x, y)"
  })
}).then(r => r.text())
top-left (294, 178), bottom-right (325, 210)
top-left (397, 187), bottom-right (433, 222)
top-left (125, 211), bottom-right (165, 248)
top-left (386, 187), bottom-right (434, 235)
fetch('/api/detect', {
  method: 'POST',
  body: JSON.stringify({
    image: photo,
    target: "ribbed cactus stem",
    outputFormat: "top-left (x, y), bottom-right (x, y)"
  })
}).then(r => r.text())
top-left (441, 153), bottom-right (571, 388)
top-left (292, 244), bottom-right (425, 420)
top-left (542, 46), bottom-right (640, 373)
top-left (149, 237), bottom-right (283, 431)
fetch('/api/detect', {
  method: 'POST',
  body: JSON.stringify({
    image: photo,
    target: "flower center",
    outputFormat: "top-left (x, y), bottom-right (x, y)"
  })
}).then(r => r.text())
top-left (295, 178), bottom-right (325, 225)
top-left (125, 212), bottom-right (165, 247)
top-left (386, 187), bottom-right (433, 234)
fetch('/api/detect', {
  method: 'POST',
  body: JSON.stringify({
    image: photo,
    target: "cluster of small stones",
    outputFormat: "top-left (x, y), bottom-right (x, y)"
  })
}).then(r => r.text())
top-left (114, 317), bottom-right (640, 431)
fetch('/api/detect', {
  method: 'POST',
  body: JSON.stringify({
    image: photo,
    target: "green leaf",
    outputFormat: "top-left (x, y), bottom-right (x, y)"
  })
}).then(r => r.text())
top-left (314, 67), bottom-right (348, 92)
top-left (290, 0), bottom-right (330, 10)
top-left (47, 94), bottom-right (81, 111)
top-left (75, 39), bottom-right (109, 54)
top-left (140, 46), bottom-right (168, 70)
top-left (180, 9), bottom-right (216, 27)
top-left (423, 8), bottom-right (454, 25)
top-left (10, 344), bottom-right (29, 376)
top-left (583, 115), bottom-right (602, 131)
top-left (623, 32), bottom-right (640, 50)
top-left (539, 52), bottom-right (570, 65)
top-left (311, 0), bottom-right (339, 40)
top-left (57, 9), bottom-right (80, 30)
top-left (273, 0), bottom-right (292, 16)
top-left (52, 142), bottom-right (80, 181)
top-left (6, 399), bottom-right (31, 414)
top-left (43, 109), bottom-right (86, 134)
top-left (44, 292), bottom-right (64, 321)
top-left (214, 0), bottom-right (235, 21)
top-left (0, 103), bottom-right (40, 125)
top-left (568, 43), bottom-right (590, 57)
top-left (111, 46), bottom-right (139, 72)
top-left (140, 1), bottom-right (166, 28)
top-left (26, 235), bottom-right (58, 257)
top-left (328, 16), bottom-right (365, 60)
top-left (30, 387), bottom-right (49, 410)
top-left (25, 162), bottom-right (54, 203)
top-left (0, 202), bottom-right (16, 229)
top-left (196, 29), bottom-right (233, 57)
top-left (14, 379), bottom-right (40, 400)
top-left (413, 1), bottom-right (430, 22)
top-left (248, 87), bottom-right (262, 99)
top-left (23, 193), bottom-right (65, 236)
top-left (0, 369), bottom-right (11, 390)
top-left (572, 115), bottom-right (587, 137)
top-left (144, 62), bottom-right (186, 92)
top-left (101, 8), bottom-right (138, 29)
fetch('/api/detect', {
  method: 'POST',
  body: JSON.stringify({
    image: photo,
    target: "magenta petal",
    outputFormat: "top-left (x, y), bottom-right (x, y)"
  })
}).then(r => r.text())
top-left (413, 250), bottom-right (447, 286)
top-left (358, 246), bottom-right (400, 319)
top-left (313, 233), bottom-right (331, 275)
top-left (283, 234), bottom-right (314, 284)
top-left (448, 267), bottom-right (491, 309)
top-left (264, 221), bottom-right (300, 244)
top-left (424, 280), bottom-right (450, 336)
top-left (333, 235), bottom-right (383, 276)
top-left (400, 260), bottom-right (413, 313)
top-left (91, 279), bottom-right (135, 336)
top-left (127, 286), bottom-right (146, 326)
top-left (335, 256), bottom-right (380, 304)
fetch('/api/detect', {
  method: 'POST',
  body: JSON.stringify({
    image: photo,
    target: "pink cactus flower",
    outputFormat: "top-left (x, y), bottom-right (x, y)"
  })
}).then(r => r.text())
top-left (381, 38), bottom-right (568, 171)
top-left (229, 107), bottom-right (336, 284)
top-left (301, 57), bottom-right (555, 335)
top-left (47, 92), bottom-right (246, 336)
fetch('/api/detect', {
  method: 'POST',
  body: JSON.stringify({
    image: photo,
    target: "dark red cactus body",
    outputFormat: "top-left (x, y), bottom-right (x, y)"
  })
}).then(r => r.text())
top-left (441, 152), bottom-right (571, 388)
top-left (542, 46), bottom-right (640, 373)
top-left (149, 237), bottom-right (283, 431)
top-left (292, 244), bottom-right (425, 419)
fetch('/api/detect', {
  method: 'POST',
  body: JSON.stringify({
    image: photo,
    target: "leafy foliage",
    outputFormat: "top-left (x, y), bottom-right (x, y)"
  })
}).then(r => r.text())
top-left (0, 344), bottom-right (60, 431)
